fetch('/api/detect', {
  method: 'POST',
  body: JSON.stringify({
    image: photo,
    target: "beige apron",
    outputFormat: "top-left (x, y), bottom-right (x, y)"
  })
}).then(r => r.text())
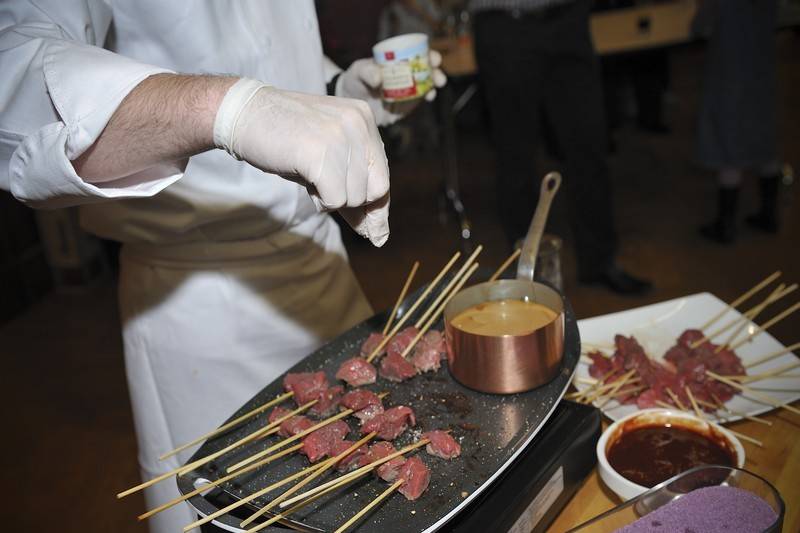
top-left (118, 218), bottom-right (372, 532)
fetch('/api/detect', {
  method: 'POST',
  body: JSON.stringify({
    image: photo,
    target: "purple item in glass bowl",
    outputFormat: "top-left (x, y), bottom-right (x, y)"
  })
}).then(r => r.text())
top-left (615, 486), bottom-right (777, 533)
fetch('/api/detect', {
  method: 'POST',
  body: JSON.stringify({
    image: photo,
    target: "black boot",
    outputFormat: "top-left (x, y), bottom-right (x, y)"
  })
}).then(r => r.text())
top-left (746, 174), bottom-right (780, 233)
top-left (699, 187), bottom-right (739, 244)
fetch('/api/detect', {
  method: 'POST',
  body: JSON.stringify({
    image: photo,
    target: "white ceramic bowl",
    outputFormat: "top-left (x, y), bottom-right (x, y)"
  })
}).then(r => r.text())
top-left (596, 408), bottom-right (745, 501)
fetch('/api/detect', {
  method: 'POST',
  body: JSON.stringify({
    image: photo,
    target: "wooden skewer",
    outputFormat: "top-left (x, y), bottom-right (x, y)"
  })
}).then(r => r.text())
top-left (654, 400), bottom-right (764, 447)
top-left (571, 369), bottom-right (618, 402)
top-left (700, 271), bottom-right (781, 331)
top-left (383, 261), bottom-right (420, 335)
top-left (585, 371), bottom-right (637, 405)
top-left (117, 400), bottom-right (309, 498)
top-left (664, 387), bottom-right (687, 411)
top-left (240, 433), bottom-right (377, 528)
top-left (717, 424), bottom-right (764, 448)
top-left (366, 252), bottom-right (462, 363)
top-left (226, 408), bottom-right (355, 474)
top-left (414, 246), bottom-right (482, 329)
top-left (265, 474), bottom-right (361, 526)
top-left (596, 371), bottom-right (637, 408)
top-left (245, 477), bottom-right (361, 533)
top-left (655, 400), bottom-right (680, 411)
top-left (403, 262), bottom-right (480, 358)
top-left (159, 392), bottom-right (294, 461)
top-left (746, 342), bottom-right (800, 368)
top-left (725, 361), bottom-right (800, 384)
top-left (138, 443), bottom-right (304, 520)
top-left (691, 284), bottom-right (792, 349)
top-left (278, 439), bottom-right (429, 509)
top-left (182, 455), bottom-right (334, 531)
top-left (706, 393), bottom-right (772, 426)
top-left (488, 248), bottom-right (521, 282)
top-left (225, 392), bottom-right (387, 476)
top-left (569, 377), bottom-right (641, 402)
top-left (706, 370), bottom-right (800, 415)
top-left (715, 284), bottom-right (794, 353)
top-left (589, 385), bottom-right (646, 406)
top-left (333, 478), bottom-right (405, 533)
top-left (729, 301), bottom-right (800, 351)
top-left (684, 386), bottom-right (704, 419)
top-left (174, 398), bottom-right (319, 479)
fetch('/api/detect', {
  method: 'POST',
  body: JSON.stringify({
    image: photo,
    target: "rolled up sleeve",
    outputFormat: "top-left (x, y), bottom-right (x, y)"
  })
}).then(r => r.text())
top-left (0, 3), bottom-right (181, 208)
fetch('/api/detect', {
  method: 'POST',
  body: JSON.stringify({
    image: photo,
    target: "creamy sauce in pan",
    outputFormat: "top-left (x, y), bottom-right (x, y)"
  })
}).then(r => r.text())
top-left (450, 299), bottom-right (557, 336)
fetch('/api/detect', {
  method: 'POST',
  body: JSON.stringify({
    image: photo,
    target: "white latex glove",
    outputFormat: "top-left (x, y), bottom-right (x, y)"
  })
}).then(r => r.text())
top-left (214, 78), bottom-right (391, 246)
top-left (336, 50), bottom-right (447, 127)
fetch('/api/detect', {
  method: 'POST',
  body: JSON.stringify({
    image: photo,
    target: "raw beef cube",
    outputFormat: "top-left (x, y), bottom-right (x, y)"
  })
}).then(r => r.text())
top-left (387, 326), bottom-right (420, 358)
top-left (300, 420), bottom-right (349, 462)
top-left (360, 332), bottom-right (387, 358)
top-left (283, 372), bottom-right (329, 405)
top-left (340, 389), bottom-right (382, 412)
top-left (335, 357), bottom-right (377, 387)
top-left (379, 352), bottom-right (417, 382)
top-left (422, 430), bottom-right (461, 459)
top-left (397, 456), bottom-right (431, 500)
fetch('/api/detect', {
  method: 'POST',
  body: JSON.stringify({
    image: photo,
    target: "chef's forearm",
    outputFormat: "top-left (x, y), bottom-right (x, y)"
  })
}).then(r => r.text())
top-left (72, 73), bottom-right (238, 183)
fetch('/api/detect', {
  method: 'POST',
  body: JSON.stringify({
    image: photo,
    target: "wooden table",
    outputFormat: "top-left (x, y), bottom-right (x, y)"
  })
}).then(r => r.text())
top-left (547, 407), bottom-right (800, 532)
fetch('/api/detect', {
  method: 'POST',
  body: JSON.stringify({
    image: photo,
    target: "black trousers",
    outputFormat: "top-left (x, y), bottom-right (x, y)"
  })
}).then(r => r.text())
top-left (473, 1), bottom-right (617, 277)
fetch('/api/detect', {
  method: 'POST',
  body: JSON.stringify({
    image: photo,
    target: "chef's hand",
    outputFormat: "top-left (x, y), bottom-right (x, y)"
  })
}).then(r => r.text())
top-left (336, 51), bottom-right (447, 127)
top-left (214, 79), bottom-right (390, 246)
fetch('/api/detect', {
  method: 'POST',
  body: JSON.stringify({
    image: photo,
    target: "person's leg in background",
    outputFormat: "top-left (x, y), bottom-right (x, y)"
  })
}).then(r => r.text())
top-left (541, 0), bottom-right (651, 294)
top-left (631, 49), bottom-right (670, 134)
top-left (700, 168), bottom-right (742, 243)
top-left (695, 0), bottom-right (780, 244)
top-left (473, 11), bottom-right (545, 248)
top-left (747, 161), bottom-right (783, 233)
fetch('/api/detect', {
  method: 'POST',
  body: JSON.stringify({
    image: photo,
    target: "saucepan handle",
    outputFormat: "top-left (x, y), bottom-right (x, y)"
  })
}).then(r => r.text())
top-left (516, 172), bottom-right (562, 282)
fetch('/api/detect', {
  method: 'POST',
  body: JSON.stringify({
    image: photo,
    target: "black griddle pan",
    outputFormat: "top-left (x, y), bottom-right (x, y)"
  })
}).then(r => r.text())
top-left (178, 280), bottom-right (580, 532)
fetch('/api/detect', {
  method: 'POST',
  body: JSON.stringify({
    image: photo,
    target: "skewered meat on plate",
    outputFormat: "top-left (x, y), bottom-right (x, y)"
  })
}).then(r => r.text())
top-left (340, 389), bottom-right (382, 411)
top-left (361, 405), bottom-right (416, 440)
top-left (300, 420), bottom-right (350, 462)
top-left (587, 329), bottom-right (744, 410)
top-left (387, 326), bottom-right (420, 358)
top-left (330, 440), bottom-right (369, 472)
top-left (268, 407), bottom-right (315, 437)
top-left (360, 332), bottom-right (387, 358)
top-left (268, 406), bottom-right (291, 425)
top-left (422, 430), bottom-right (461, 460)
top-left (336, 357), bottom-right (378, 387)
top-left (335, 357), bottom-right (377, 387)
top-left (309, 385), bottom-right (343, 417)
top-left (360, 442), bottom-right (407, 482)
top-left (283, 371), bottom-right (329, 405)
top-left (380, 352), bottom-right (417, 382)
top-left (397, 456), bottom-right (431, 500)
top-left (354, 403), bottom-right (385, 424)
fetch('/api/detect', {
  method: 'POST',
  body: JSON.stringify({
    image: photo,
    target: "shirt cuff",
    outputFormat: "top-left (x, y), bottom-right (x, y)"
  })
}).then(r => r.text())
top-left (9, 40), bottom-right (180, 208)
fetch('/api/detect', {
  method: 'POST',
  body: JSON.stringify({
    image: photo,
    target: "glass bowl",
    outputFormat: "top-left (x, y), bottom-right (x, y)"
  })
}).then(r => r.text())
top-left (567, 465), bottom-right (784, 533)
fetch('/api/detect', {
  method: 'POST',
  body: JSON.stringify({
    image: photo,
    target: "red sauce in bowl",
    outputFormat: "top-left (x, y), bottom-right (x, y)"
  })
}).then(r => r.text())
top-left (607, 424), bottom-right (736, 487)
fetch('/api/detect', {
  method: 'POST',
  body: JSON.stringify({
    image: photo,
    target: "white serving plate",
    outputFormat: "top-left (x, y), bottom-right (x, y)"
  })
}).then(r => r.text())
top-left (574, 292), bottom-right (800, 423)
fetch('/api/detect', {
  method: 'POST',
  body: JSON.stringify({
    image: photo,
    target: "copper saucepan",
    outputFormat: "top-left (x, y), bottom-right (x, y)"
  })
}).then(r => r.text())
top-left (444, 172), bottom-right (565, 394)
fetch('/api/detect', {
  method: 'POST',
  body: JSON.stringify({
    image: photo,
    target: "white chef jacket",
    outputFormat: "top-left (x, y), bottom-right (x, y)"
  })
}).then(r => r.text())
top-left (0, 2), bottom-right (374, 532)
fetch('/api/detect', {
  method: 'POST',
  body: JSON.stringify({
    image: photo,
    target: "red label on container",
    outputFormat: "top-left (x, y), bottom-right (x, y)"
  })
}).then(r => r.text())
top-left (383, 86), bottom-right (418, 98)
top-left (385, 51), bottom-right (395, 60)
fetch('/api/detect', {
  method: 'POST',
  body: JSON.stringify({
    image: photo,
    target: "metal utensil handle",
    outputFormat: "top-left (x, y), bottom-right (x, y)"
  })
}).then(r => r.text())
top-left (516, 172), bottom-right (562, 281)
